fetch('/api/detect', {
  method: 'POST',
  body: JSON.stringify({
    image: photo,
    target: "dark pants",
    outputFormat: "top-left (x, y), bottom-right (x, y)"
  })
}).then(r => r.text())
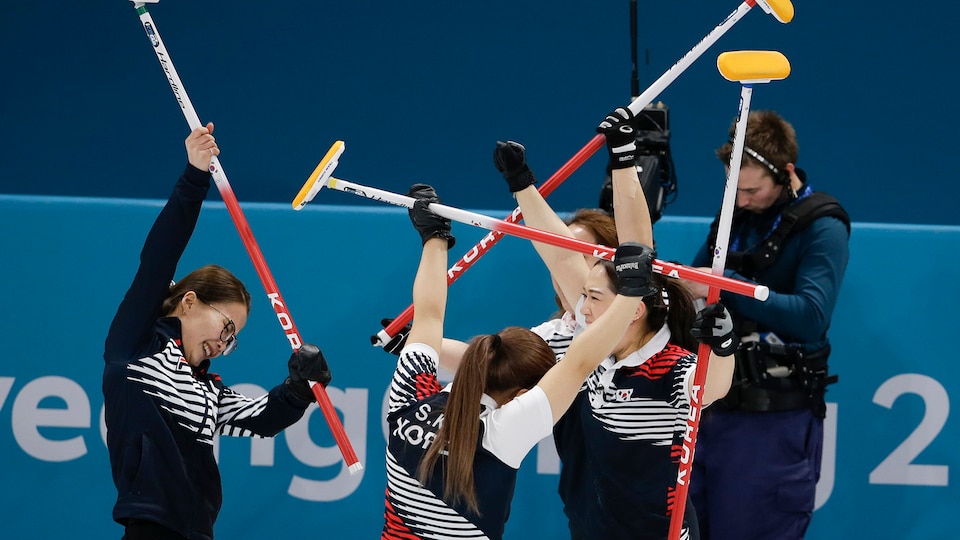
top-left (122, 519), bottom-right (190, 540)
top-left (689, 406), bottom-right (823, 540)
top-left (568, 495), bottom-right (700, 539)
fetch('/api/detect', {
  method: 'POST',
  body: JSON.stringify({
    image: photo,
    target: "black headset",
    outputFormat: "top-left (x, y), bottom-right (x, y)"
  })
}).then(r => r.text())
top-left (741, 144), bottom-right (790, 186)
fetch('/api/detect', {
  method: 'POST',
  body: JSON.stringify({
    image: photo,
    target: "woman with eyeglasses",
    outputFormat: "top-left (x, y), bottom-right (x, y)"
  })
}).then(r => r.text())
top-left (102, 123), bottom-right (332, 540)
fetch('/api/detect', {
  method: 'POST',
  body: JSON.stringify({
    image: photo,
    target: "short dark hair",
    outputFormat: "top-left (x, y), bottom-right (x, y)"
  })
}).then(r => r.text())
top-left (716, 110), bottom-right (798, 185)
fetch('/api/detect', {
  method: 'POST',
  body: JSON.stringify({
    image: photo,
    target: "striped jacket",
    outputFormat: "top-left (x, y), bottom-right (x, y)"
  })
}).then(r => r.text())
top-left (102, 165), bottom-right (310, 540)
top-left (535, 318), bottom-right (699, 540)
top-left (382, 343), bottom-right (552, 539)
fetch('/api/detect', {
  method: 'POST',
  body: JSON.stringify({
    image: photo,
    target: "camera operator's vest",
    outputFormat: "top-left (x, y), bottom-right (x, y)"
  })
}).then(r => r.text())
top-left (707, 192), bottom-right (850, 418)
top-left (709, 192), bottom-right (850, 279)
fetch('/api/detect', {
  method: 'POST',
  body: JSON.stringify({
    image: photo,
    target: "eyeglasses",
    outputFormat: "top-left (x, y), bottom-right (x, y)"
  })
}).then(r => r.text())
top-left (201, 300), bottom-right (238, 356)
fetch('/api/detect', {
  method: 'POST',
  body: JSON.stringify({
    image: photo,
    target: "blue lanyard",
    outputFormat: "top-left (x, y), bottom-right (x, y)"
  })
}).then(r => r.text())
top-left (730, 185), bottom-right (814, 252)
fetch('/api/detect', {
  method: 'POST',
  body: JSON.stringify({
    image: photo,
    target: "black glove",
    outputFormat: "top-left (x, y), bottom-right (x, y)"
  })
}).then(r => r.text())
top-left (371, 317), bottom-right (410, 355)
top-left (691, 303), bottom-right (740, 356)
top-left (285, 343), bottom-right (332, 404)
top-left (613, 242), bottom-right (657, 297)
top-left (596, 107), bottom-right (637, 170)
top-left (493, 140), bottom-right (537, 192)
top-left (407, 183), bottom-right (456, 248)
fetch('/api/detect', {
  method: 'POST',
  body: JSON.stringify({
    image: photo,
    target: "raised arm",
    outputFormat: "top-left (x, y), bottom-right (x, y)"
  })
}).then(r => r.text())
top-left (494, 141), bottom-right (590, 312)
top-left (104, 124), bottom-right (219, 363)
top-left (535, 243), bottom-right (656, 423)
top-left (596, 108), bottom-right (654, 248)
top-left (405, 184), bottom-right (456, 354)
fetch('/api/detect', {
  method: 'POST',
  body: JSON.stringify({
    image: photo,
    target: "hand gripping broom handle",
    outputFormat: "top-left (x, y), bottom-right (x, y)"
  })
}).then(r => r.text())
top-left (377, 0), bottom-right (795, 344)
top-left (666, 50), bottom-right (791, 539)
top-left (322, 175), bottom-right (769, 300)
top-left (131, 1), bottom-right (361, 474)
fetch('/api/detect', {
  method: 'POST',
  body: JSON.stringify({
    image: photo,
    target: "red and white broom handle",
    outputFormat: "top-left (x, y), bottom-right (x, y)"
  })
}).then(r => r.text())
top-left (132, 2), bottom-right (361, 473)
top-left (326, 176), bottom-right (769, 300)
top-left (667, 54), bottom-right (784, 537)
top-left (664, 107), bottom-right (746, 538)
top-left (377, 0), bottom-right (794, 344)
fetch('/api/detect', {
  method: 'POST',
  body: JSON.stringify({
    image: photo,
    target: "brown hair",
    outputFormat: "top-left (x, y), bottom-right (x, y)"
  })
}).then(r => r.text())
top-left (716, 110), bottom-right (799, 182)
top-left (598, 261), bottom-right (698, 352)
top-left (417, 326), bottom-right (556, 515)
top-left (565, 208), bottom-right (618, 248)
top-left (161, 264), bottom-right (252, 316)
top-left (552, 208), bottom-right (619, 314)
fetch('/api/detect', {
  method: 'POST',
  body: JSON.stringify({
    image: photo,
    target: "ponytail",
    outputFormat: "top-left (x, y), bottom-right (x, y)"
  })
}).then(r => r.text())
top-left (417, 328), bottom-right (554, 515)
top-left (417, 334), bottom-right (494, 515)
top-left (652, 278), bottom-right (697, 352)
top-left (600, 261), bottom-right (698, 352)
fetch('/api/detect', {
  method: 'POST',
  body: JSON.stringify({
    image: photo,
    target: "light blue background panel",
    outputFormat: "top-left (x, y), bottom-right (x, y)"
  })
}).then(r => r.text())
top-left (0, 196), bottom-right (957, 538)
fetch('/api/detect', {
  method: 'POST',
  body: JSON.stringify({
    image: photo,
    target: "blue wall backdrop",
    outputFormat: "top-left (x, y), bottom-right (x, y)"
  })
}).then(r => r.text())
top-left (0, 195), bottom-right (957, 539)
top-left (2, 1), bottom-right (960, 538)
top-left (1, 0), bottom-right (958, 225)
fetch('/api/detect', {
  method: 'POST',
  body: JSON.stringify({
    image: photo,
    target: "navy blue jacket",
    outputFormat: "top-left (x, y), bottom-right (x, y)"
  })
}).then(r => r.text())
top-left (692, 175), bottom-right (850, 350)
top-left (102, 165), bottom-right (311, 540)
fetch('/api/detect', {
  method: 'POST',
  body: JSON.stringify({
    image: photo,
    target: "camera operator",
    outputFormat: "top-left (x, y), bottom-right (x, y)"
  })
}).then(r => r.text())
top-left (682, 110), bottom-right (850, 540)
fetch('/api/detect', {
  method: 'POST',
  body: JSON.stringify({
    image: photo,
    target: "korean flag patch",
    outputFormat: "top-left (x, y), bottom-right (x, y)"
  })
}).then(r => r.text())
top-left (614, 388), bottom-right (633, 402)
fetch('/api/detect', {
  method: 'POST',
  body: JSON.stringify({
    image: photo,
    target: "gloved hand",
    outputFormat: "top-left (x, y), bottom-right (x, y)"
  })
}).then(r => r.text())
top-left (370, 317), bottom-right (410, 355)
top-left (613, 242), bottom-right (657, 297)
top-left (596, 107), bottom-right (637, 170)
top-left (285, 343), bottom-right (332, 404)
top-left (493, 140), bottom-right (537, 192)
top-left (691, 303), bottom-right (740, 356)
top-left (407, 183), bottom-right (456, 248)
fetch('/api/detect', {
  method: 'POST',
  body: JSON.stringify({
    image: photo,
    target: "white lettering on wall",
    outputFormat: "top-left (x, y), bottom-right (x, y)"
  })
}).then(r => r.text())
top-left (287, 386), bottom-right (368, 501)
top-left (11, 376), bottom-right (90, 462)
top-left (870, 374), bottom-right (949, 486)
